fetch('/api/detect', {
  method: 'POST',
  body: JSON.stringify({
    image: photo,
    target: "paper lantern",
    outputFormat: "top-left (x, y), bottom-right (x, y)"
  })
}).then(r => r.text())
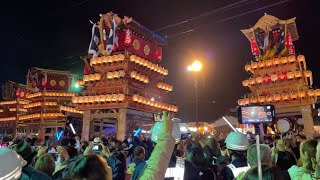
top-left (164, 69), bottom-right (169, 75)
top-left (250, 97), bottom-right (258, 103)
top-left (298, 91), bottom-right (306, 98)
top-left (94, 73), bottom-right (101, 81)
top-left (273, 58), bottom-right (280, 66)
top-left (304, 70), bottom-right (312, 78)
top-left (130, 55), bottom-right (136, 62)
top-left (278, 72), bottom-right (287, 80)
top-left (307, 89), bottom-right (315, 97)
top-left (281, 93), bottom-right (289, 100)
top-left (139, 59), bottom-right (144, 65)
top-left (107, 56), bottom-right (113, 63)
top-left (249, 78), bottom-right (256, 85)
top-left (281, 57), bottom-right (288, 64)
top-left (258, 61), bottom-right (265, 68)
top-left (152, 121), bottom-right (181, 144)
top-left (258, 96), bottom-right (266, 103)
top-left (98, 57), bottom-right (103, 64)
top-left (238, 99), bottom-right (244, 105)
top-left (112, 94), bottom-right (118, 102)
top-left (295, 71), bottom-right (302, 78)
top-left (140, 75), bottom-right (146, 82)
top-left (137, 96), bottom-right (143, 103)
top-left (89, 74), bottom-right (95, 81)
top-left (94, 96), bottom-right (100, 103)
top-left (132, 94), bottom-right (139, 101)
top-left (142, 60), bottom-right (148, 67)
top-left (287, 71), bottom-right (294, 80)
top-left (136, 74), bottom-right (141, 81)
top-left (114, 71), bottom-right (120, 78)
top-left (243, 98), bottom-right (250, 105)
top-left (263, 75), bottom-right (271, 83)
top-left (113, 55), bottom-right (118, 62)
top-left (266, 95), bottom-right (273, 102)
top-left (256, 76), bottom-right (263, 84)
top-left (273, 94), bottom-right (281, 101)
top-left (72, 97), bottom-right (78, 104)
top-left (118, 54), bottom-right (125, 61)
top-left (251, 62), bottom-right (258, 69)
top-left (315, 89), bottom-right (320, 96)
top-left (266, 59), bottom-right (273, 67)
top-left (288, 55), bottom-right (296, 63)
top-left (118, 94), bottom-right (125, 101)
top-left (102, 56), bottom-right (108, 63)
top-left (290, 91), bottom-right (298, 99)
top-left (119, 70), bottom-right (125, 77)
top-left (130, 71), bottom-right (137, 78)
top-left (271, 74), bottom-right (278, 82)
top-left (83, 97), bottom-right (89, 104)
top-left (107, 72), bottom-right (113, 79)
top-left (100, 95), bottom-right (106, 102)
top-left (83, 75), bottom-right (89, 82)
top-left (297, 55), bottom-right (305, 62)
top-left (106, 95), bottom-right (112, 102)
top-left (151, 64), bottom-right (156, 70)
top-left (88, 96), bottom-right (95, 103)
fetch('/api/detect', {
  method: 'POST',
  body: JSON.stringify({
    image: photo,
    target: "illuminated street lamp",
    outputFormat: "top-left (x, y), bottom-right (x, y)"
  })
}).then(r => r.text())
top-left (187, 60), bottom-right (202, 129)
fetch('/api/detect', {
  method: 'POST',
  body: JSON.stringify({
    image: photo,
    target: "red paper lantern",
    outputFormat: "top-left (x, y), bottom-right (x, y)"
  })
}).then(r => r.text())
top-left (263, 75), bottom-right (271, 83)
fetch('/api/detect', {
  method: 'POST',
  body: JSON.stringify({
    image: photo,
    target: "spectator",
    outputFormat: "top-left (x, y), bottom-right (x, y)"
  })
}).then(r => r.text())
top-left (272, 139), bottom-right (297, 170)
top-left (288, 139), bottom-right (317, 180)
top-left (34, 154), bottom-right (55, 177)
top-left (66, 155), bottom-right (112, 180)
top-left (242, 165), bottom-right (284, 180)
top-left (108, 151), bottom-right (126, 180)
top-left (13, 140), bottom-right (52, 180)
top-left (0, 148), bottom-right (27, 180)
top-left (53, 146), bottom-right (80, 179)
top-left (127, 146), bottom-right (146, 175)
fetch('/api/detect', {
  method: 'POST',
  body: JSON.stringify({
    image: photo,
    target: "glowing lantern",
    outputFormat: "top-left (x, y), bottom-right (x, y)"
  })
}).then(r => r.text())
top-left (143, 78), bottom-right (149, 84)
top-left (258, 61), bottom-right (265, 68)
top-left (273, 94), bottom-right (281, 101)
top-left (297, 55), bottom-right (305, 63)
top-left (140, 75), bottom-right (146, 82)
top-left (112, 94), bottom-right (118, 102)
top-left (266, 59), bottom-right (273, 67)
top-left (298, 90), bottom-right (306, 98)
top-left (278, 72), bottom-right (287, 80)
top-left (100, 95), bottom-right (106, 102)
top-left (164, 70), bottom-right (169, 75)
top-left (266, 95), bottom-right (273, 102)
top-left (290, 91), bottom-right (298, 99)
top-left (151, 64), bottom-right (156, 70)
top-left (273, 58), bottom-right (280, 66)
top-left (83, 97), bottom-right (89, 104)
top-left (244, 98), bottom-right (250, 105)
top-left (106, 95), bottom-right (112, 102)
top-left (114, 71), bottom-right (120, 78)
top-left (287, 71), bottom-right (294, 80)
top-left (118, 54), bottom-right (125, 61)
top-left (102, 56), bottom-right (107, 63)
top-left (281, 57), bottom-right (288, 64)
top-left (258, 96), bottom-right (266, 103)
top-left (315, 89), bottom-right (320, 96)
top-left (137, 96), bottom-right (143, 103)
top-left (250, 97), bottom-right (258, 103)
top-left (263, 75), bottom-right (271, 83)
top-left (238, 99), bottom-right (244, 105)
top-left (113, 55), bottom-right (118, 62)
top-left (288, 55), bottom-right (296, 63)
top-left (142, 60), bottom-right (148, 67)
top-left (249, 78), bottom-right (256, 85)
top-left (94, 96), bottom-right (100, 103)
top-left (132, 95), bottom-right (139, 102)
top-left (251, 62), bottom-right (258, 69)
top-left (295, 71), bottom-right (302, 78)
top-left (130, 71), bottom-right (137, 78)
top-left (139, 59), bottom-right (144, 65)
top-left (271, 74), bottom-right (278, 82)
top-left (281, 93), bottom-right (289, 100)
top-left (304, 70), bottom-right (312, 78)
top-left (130, 55), bottom-right (136, 62)
top-left (307, 89), bottom-right (315, 97)
top-left (256, 76), bottom-right (263, 84)
top-left (89, 74), bottom-right (95, 81)
top-left (107, 72), bottom-right (113, 79)
top-left (94, 73), bottom-right (101, 81)
top-left (72, 97), bottom-right (78, 104)
top-left (136, 74), bottom-right (141, 81)
top-left (107, 56), bottom-right (113, 63)
top-left (118, 94), bottom-right (125, 101)
top-left (119, 70), bottom-right (125, 77)
top-left (83, 75), bottom-right (89, 82)
top-left (88, 96), bottom-right (94, 103)
top-left (97, 57), bottom-right (103, 64)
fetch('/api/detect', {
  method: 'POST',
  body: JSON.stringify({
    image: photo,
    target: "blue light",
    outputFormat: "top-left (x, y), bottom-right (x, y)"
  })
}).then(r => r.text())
top-left (134, 128), bottom-right (141, 137)
top-left (56, 131), bottom-right (63, 141)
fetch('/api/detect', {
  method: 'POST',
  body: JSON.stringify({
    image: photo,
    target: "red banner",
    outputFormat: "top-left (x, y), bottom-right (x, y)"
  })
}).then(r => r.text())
top-left (117, 31), bottom-right (162, 62)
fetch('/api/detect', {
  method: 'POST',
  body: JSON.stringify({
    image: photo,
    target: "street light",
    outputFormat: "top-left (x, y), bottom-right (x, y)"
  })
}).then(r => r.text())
top-left (187, 60), bottom-right (202, 129)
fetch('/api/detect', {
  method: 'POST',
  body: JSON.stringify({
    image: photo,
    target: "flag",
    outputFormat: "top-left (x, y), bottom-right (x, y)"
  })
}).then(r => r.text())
top-left (254, 30), bottom-right (265, 54)
top-left (88, 24), bottom-right (100, 57)
top-left (250, 37), bottom-right (259, 56)
top-left (275, 25), bottom-right (286, 56)
top-left (106, 18), bottom-right (119, 55)
top-left (286, 31), bottom-right (295, 55)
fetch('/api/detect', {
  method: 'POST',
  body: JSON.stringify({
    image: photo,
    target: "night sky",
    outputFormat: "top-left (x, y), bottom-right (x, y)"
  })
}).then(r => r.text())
top-left (0, 0), bottom-right (319, 123)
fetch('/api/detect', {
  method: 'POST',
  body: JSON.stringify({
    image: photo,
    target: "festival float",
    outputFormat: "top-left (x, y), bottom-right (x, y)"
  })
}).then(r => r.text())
top-left (238, 14), bottom-right (318, 137)
top-left (0, 68), bottom-right (81, 140)
top-left (74, 12), bottom-right (178, 141)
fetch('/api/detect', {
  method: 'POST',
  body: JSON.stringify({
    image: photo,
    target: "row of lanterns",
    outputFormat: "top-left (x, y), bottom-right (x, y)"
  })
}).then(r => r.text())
top-left (0, 117), bottom-right (16, 121)
top-left (238, 89), bottom-right (320, 105)
top-left (130, 55), bottom-right (168, 75)
top-left (60, 106), bottom-right (83, 114)
top-left (243, 70), bottom-right (312, 86)
top-left (72, 94), bottom-right (126, 104)
top-left (24, 102), bottom-right (58, 109)
top-left (107, 70), bottom-right (126, 79)
top-left (27, 92), bottom-right (75, 99)
top-left (157, 82), bottom-right (173, 91)
top-left (130, 71), bottom-right (149, 83)
top-left (245, 55), bottom-right (306, 71)
top-left (19, 113), bottom-right (64, 120)
top-left (83, 73), bottom-right (102, 82)
top-left (76, 80), bottom-right (85, 86)
top-left (9, 108), bottom-right (28, 112)
top-left (90, 54), bottom-right (125, 66)
top-left (132, 94), bottom-right (178, 112)
top-left (0, 100), bottom-right (18, 105)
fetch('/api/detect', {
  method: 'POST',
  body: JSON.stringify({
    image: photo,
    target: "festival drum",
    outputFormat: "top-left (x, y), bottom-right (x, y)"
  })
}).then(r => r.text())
top-left (276, 118), bottom-right (291, 133)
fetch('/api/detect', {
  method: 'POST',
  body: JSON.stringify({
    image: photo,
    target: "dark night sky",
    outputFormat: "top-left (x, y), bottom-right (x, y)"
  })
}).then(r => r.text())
top-left (0, 0), bottom-right (319, 123)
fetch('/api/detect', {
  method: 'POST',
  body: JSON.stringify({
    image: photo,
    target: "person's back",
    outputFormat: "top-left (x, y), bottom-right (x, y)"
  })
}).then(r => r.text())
top-left (20, 165), bottom-right (52, 180)
top-left (276, 150), bottom-right (297, 170)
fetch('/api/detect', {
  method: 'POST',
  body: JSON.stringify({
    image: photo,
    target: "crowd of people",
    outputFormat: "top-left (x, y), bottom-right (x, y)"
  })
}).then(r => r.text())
top-left (1, 112), bottom-right (320, 180)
